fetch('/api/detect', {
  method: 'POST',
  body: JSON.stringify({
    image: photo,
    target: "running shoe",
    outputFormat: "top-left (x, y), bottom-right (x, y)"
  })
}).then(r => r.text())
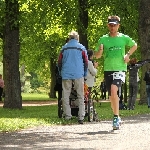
top-left (113, 116), bottom-right (120, 130)
top-left (118, 116), bottom-right (122, 125)
top-left (78, 120), bottom-right (84, 124)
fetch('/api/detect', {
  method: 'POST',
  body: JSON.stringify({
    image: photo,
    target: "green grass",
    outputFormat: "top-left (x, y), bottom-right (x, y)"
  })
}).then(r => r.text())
top-left (0, 100), bottom-right (149, 132)
top-left (97, 101), bottom-right (149, 119)
top-left (22, 93), bottom-right (57, 101)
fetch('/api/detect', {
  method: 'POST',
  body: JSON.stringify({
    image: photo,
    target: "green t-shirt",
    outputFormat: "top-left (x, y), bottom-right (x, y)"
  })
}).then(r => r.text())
top-left (95, 33), bottom-right (136, 71)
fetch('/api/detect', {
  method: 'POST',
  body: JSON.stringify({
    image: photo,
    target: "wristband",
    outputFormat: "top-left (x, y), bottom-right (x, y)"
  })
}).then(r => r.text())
top-left (127, 52), bottom-right (130, 56)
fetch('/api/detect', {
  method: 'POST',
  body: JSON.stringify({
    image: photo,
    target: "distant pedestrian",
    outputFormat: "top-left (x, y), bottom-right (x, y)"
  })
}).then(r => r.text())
top-left (144, 66), bottom-right (150, 108)
top-left (100, 79), bottom-right (107, 100)
top-left (0, 74), bottom-right (4, 101)
top-left (127, 58), bottom-right (140, 110)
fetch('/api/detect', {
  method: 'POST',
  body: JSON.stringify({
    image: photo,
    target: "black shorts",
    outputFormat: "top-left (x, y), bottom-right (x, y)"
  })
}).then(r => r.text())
top-left (104, 71), bottom-right (123, 96)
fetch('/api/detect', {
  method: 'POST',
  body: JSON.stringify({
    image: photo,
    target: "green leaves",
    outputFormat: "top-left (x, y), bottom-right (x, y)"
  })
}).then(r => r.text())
top-left (2, 0), bottom-right (139, 88)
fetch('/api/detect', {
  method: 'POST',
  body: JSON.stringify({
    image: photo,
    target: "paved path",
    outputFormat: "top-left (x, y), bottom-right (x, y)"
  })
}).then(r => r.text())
top-left (0, 100), bottom-right (57, 107)
top-left (0, 114), bottom-right (150, 150)
top-left (0, 99), bottom-right (110, 107)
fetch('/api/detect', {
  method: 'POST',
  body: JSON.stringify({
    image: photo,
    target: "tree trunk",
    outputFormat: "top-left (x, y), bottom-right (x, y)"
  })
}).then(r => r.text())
top-left (3, 0), bottom-right (22, 109)
top-left (20, 64), bottom-right (26, 92)
top-left (138, 0), bottom-right (150, 105)
top-left (49, 59), bottom-right (57, 98)
top-left (77, 0), bottom-right (88, 49)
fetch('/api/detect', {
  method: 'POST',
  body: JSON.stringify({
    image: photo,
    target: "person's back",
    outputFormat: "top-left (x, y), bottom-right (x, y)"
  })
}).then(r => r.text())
top-left (128, 59), bottom-right (139, 83)
top-left (127, 58), bottom-right (139, 110)
top-left (85, 59), bottom-right (97, 87)
top-left (59, 39), bottom-right (87, 79)
top-left (85, 50), bottom-right (98, 85)
top-left (58, 31), bottom-right (88, 124)
top-left (128, 59), bottom-right (139, 84)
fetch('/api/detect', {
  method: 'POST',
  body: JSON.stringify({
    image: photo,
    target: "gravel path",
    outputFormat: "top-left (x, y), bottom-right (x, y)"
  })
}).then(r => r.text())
top-left (0, 101), bottom-right (57, 107)
top-left (0, 114), bottom-right (150, 150)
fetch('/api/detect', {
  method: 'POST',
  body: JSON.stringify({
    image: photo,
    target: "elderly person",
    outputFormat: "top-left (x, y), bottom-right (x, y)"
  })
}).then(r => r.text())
top-left (58, 31), bottom-right (88, 124)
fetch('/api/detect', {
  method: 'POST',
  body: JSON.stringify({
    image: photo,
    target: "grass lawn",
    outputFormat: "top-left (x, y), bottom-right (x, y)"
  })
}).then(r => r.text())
top-left (21, 93), bottom-right (57, 101)
top-left (0, 96), bottom-right (149, 132)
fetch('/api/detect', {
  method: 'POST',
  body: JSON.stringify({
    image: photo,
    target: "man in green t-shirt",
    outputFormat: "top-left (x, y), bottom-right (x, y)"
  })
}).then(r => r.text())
top-left (95, 15), bottom-right (137, 130)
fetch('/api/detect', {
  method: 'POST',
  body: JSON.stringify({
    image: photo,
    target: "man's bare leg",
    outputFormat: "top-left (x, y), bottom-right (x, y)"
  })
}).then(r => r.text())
top-left (109, 84), bottom-right (119, 115)
top-left (109, 84), bottom-right (121, 130)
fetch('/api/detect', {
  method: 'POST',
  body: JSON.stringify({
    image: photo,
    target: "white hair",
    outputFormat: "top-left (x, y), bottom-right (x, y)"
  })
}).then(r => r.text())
top-left (68, 31), bottom-right (79, 41)
top-left (108, 15), bottom-right (120, 21)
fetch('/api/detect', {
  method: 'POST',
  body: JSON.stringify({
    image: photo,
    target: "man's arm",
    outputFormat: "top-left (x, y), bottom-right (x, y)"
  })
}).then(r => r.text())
top-left (94, 44), bottom-right (103, 59)
top-left (124, 44), bottom-right (137, 63)
top-left (127, 44), bottom-right (137, 56)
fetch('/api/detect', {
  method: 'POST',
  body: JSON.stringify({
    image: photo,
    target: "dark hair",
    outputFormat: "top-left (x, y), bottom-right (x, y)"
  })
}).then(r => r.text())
top-left (129, 58), bottom-right (137, 65)
top-left (87, 49), bottom-right (94, 60)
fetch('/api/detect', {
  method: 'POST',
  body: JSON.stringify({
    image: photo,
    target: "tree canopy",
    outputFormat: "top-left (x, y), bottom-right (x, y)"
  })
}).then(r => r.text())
top-left (0, 0), bottom-right (149, 106)
top-left (18, 0), bottom-right (139, 80)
